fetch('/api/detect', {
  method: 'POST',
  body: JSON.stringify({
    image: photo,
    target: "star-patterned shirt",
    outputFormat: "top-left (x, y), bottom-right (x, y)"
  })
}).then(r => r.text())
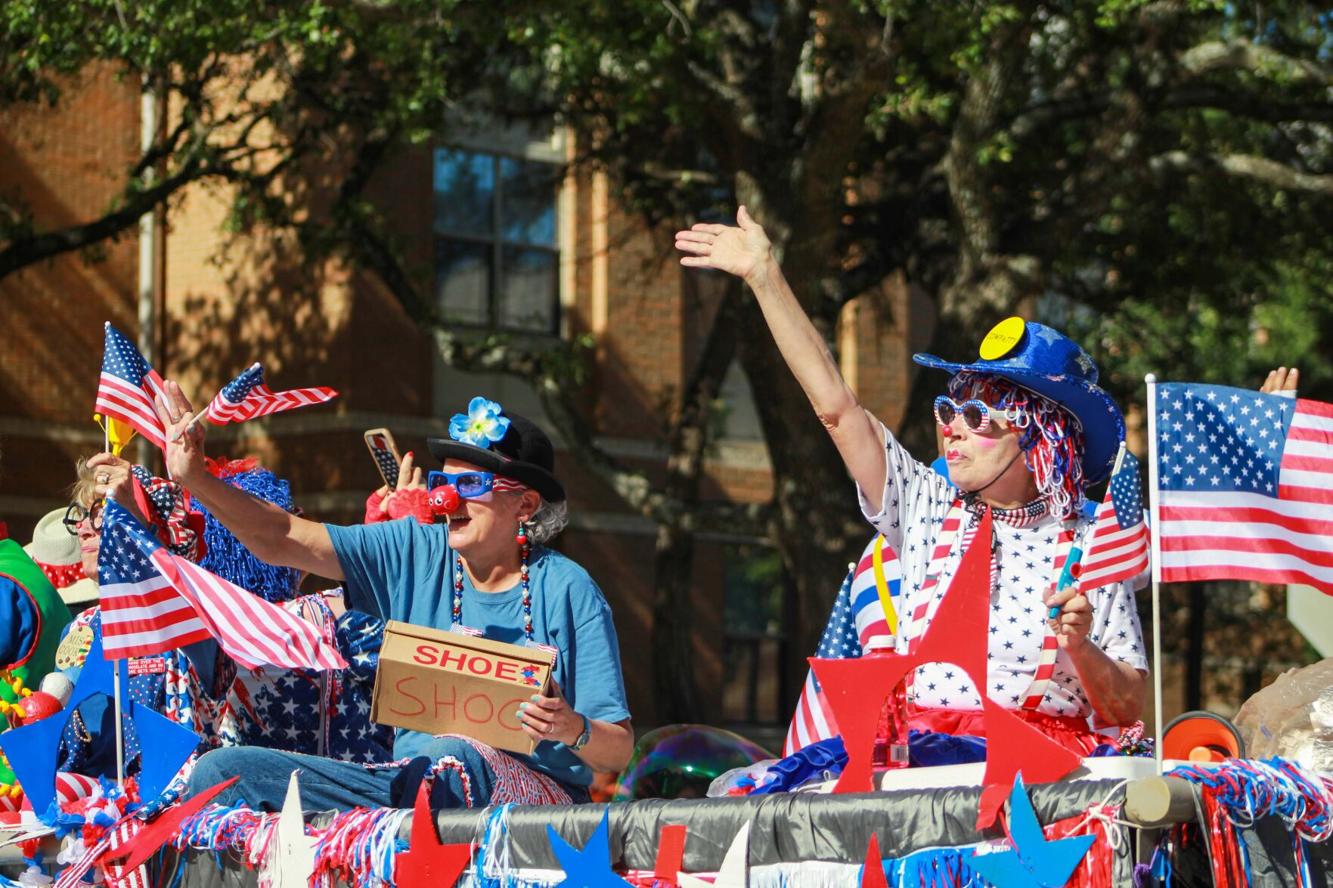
top-left (858, 426), bottom-right (1148, 720)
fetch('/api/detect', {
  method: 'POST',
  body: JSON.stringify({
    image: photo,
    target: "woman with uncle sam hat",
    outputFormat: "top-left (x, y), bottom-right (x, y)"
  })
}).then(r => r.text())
top-left (677, 208), bottom-right (1146, 753)
top-left (155, 381), bottom-right (632, 811)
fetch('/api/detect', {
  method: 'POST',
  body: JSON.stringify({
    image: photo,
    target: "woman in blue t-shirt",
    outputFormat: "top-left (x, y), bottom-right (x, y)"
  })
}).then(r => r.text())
top-left (167, 390), bottom-right (633, 811)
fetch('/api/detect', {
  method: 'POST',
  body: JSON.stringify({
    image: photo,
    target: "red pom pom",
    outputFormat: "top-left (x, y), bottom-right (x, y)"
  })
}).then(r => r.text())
top-left (388, 488), bottom-right (435, 524)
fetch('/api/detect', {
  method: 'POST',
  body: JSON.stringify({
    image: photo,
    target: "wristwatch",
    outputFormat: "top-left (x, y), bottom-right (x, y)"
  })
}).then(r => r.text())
top-left (570, 713), bottom-right (592, 751)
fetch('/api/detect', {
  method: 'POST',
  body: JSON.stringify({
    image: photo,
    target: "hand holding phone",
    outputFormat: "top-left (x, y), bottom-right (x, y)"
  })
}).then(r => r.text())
top-left (364, 428), bottom-right (401, 489)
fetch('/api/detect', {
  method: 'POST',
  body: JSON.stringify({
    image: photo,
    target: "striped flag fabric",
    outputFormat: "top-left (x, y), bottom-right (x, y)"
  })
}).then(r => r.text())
top-left (1078, 450), bottom-right (1150, 593)
top-left (205, 362), bottom-right (337, 424)
top-left (94, 323), bottom-right (168, 450)
top-left (1153, 382), bottom-right (1333, 594)
top-left (54, 815), bottom-right (146, 888)
top-left (97, 499), bottom-right (347, 670)
top-left (783, 536), bottom-right (901, 755)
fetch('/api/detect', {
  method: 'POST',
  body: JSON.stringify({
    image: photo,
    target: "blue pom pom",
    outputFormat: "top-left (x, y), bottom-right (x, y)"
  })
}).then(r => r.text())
top-left (195, 467), bottom-right (302, 603)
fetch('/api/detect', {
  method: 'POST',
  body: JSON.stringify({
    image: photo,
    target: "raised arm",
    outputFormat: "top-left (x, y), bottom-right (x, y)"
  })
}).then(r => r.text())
top-left (155, 380), bottom-right (345, 581)
top-left (675, 207), bottom-right (888, 498)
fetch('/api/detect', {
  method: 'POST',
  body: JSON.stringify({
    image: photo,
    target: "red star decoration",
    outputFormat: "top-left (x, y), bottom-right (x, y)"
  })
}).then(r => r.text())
top-left (394, 780), bottom-right (473, 885)
top-left (975, 699), bottom-right (1080, 828)
top-left (100, 777), bottom-right (239, 873)
top-left (653, 824), bottom-right (688, 886)
top-left (810, 508), bottom-right (1080, 821)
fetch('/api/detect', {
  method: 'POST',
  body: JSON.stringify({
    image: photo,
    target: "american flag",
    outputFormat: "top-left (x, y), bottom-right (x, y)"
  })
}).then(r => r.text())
top-left (55, 815), bottom-right (147, 888)
top-left (205, 362), bottom-right (337, 424)
top-left (95, 323), bottom-right (168, 450)
top-left (783, 536), bottom-right (901, 755)
top-left (1078, 449), bottom-right (1150, 592)
top-left (97, 499), bottom-right (347, 670)
top-left (1154, 382), bottom-right (1333, 594)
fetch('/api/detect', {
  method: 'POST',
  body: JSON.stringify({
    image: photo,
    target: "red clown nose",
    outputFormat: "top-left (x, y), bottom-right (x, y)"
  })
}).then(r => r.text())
top-left (429, 485), bottom-right (461, 516)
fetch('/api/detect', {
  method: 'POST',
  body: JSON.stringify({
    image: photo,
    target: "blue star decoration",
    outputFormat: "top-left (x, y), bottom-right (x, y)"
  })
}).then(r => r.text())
top-left (0, 630), bottom-right (200, 817)
top-left (969, 774), bottom-right (1095, 887)
top-left (546, 810), bottom-right (633, 888)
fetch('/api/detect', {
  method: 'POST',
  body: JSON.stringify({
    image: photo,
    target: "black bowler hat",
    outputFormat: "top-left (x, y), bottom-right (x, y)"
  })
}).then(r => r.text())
top-left (427, 396), bottom-right (565, 503)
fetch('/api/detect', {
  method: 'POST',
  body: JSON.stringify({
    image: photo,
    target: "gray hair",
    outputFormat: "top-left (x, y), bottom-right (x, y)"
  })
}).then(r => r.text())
top-left (526, 498), bottom-right (569, 545)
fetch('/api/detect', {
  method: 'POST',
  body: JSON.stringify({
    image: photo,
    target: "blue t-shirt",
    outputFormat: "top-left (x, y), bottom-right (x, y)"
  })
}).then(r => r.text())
top-left (326, 518), bottom-right (631, 788)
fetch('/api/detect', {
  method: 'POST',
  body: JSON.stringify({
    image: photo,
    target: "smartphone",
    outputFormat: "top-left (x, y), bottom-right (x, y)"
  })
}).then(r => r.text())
top-left (364, 428), bottom-right (401, 488)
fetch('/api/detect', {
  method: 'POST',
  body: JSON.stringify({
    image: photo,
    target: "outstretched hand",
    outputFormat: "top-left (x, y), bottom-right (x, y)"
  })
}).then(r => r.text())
top-left (674, 206), bottom-right (772, 283)
top-left (154, 380), bottom-right (207, 483)
top-left (1260, 366), bottom-right (1299, 396)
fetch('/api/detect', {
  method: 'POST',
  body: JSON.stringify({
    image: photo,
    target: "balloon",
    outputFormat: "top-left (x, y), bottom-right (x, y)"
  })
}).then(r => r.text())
top-left (613, 724), bottom-right (772, 801)
top-left (16, 692), bottom-right (62, 724)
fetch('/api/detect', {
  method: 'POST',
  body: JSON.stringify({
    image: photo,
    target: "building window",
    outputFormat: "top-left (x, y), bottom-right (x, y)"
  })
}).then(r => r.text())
top-left (432, 148), bottom-right (560, 334)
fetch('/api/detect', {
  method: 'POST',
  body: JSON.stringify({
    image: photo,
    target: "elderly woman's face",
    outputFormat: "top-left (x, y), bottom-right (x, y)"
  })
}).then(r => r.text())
top-left (937, 382), bottom-right (1027, 494)
top-left (67, 500), bottom-right (104, 581)
top-left (438, 458), bottom-right (530, 556)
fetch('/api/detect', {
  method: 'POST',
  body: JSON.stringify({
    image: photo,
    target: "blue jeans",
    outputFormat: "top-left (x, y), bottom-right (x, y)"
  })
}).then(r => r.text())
top-left (187, 736), bottom-right (587, 812)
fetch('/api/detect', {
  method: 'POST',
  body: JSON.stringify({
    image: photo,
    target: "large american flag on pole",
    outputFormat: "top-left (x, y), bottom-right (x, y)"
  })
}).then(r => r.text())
top-left (783, 535), bottom-right (901, 755)
top-left (1153, 382), bottom-right (1333, 594)
top-left (94, 323), bottom-right (168, 450)
top-left (97, 499), bottom-right (347, 670)
top-left (1078, 449), bottom-right (1150, 592)
top-left (204, 362), bottom-right (337, 424)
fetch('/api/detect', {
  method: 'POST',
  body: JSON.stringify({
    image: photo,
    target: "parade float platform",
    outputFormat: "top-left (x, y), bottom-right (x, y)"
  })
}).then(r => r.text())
top-left (147, 757), bottom-right (1328, 887)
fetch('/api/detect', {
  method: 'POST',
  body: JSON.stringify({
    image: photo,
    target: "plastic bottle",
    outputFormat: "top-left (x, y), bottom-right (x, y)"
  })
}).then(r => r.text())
top-left (866, 641), bottom-right (910, 770)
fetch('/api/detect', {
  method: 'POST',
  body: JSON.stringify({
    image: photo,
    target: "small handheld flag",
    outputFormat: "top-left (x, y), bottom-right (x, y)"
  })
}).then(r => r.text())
top-left (94, 323), bottom-right (168, 451)
top-left (205, 362), bottom-right (337, 425)
top-left (1079, 448), bottom-right (1150, 593)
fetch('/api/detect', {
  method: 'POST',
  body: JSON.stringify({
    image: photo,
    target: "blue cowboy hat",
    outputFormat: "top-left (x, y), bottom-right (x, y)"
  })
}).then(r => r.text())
top-left (913, 319), bottom-right (1125, 482)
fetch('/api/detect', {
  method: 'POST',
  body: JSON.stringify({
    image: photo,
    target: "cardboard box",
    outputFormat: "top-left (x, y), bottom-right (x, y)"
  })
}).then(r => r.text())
top-left (371, 620), bottom-right (556, 755)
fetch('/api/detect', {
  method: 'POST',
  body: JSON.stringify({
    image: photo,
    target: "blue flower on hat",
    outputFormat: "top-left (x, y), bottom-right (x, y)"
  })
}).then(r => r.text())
top-left (449, 396), bottom-right (511, 449)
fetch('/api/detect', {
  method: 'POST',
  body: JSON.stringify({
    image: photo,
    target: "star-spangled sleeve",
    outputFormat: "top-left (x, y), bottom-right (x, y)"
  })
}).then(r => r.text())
top-left (855, 423), bottom-right (954, 555)
top-left (1083, 581), bottom-right (1148, 674)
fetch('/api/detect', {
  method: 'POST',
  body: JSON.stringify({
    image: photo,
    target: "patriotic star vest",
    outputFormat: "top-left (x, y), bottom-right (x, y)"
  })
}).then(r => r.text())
top-left (902, 497), bottom-right (1079, 710)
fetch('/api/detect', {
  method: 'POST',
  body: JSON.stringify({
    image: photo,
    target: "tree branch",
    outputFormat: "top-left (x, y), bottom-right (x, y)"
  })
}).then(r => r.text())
top-left (0, 158), bottom-right (214, 279)
top-left (1149, 151), bottom-right (1333, 194)
top-left (1180, 40), bottom-right (1333, 87)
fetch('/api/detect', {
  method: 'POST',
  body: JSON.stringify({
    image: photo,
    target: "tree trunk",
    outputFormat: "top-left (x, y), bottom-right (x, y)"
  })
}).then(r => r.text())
top-left (650, 295), bottom-right (741, 722)
top-left (732, 289), bottom-right (869, 712)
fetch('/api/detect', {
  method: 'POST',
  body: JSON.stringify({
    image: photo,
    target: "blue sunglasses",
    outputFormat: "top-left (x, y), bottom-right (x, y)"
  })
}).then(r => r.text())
top-left (427, 470), bottom-right (496, 499)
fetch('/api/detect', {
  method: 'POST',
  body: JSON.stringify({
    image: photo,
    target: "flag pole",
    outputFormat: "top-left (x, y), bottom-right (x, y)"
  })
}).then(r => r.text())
top-left (112, 661), bottom-right (125, 788)
top-left (171, 410), bottom-right (200, 444)
top-left (1144, 373), bottom-right (1164, 775)
top-left (103, 422), bottom-right (126, 786)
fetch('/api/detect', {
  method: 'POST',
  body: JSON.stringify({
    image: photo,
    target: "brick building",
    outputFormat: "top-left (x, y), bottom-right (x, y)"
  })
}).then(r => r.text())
top-left (0, 69), bottom-right (928, 738)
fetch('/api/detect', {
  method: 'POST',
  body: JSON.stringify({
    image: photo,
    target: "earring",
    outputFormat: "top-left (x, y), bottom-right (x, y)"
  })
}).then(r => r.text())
top-left (516, 520), bottom-right (529, 547)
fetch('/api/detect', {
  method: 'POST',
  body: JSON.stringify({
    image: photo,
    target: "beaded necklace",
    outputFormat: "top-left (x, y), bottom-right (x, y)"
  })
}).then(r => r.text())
top-left (451, 523), bottom-right (535, 641)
